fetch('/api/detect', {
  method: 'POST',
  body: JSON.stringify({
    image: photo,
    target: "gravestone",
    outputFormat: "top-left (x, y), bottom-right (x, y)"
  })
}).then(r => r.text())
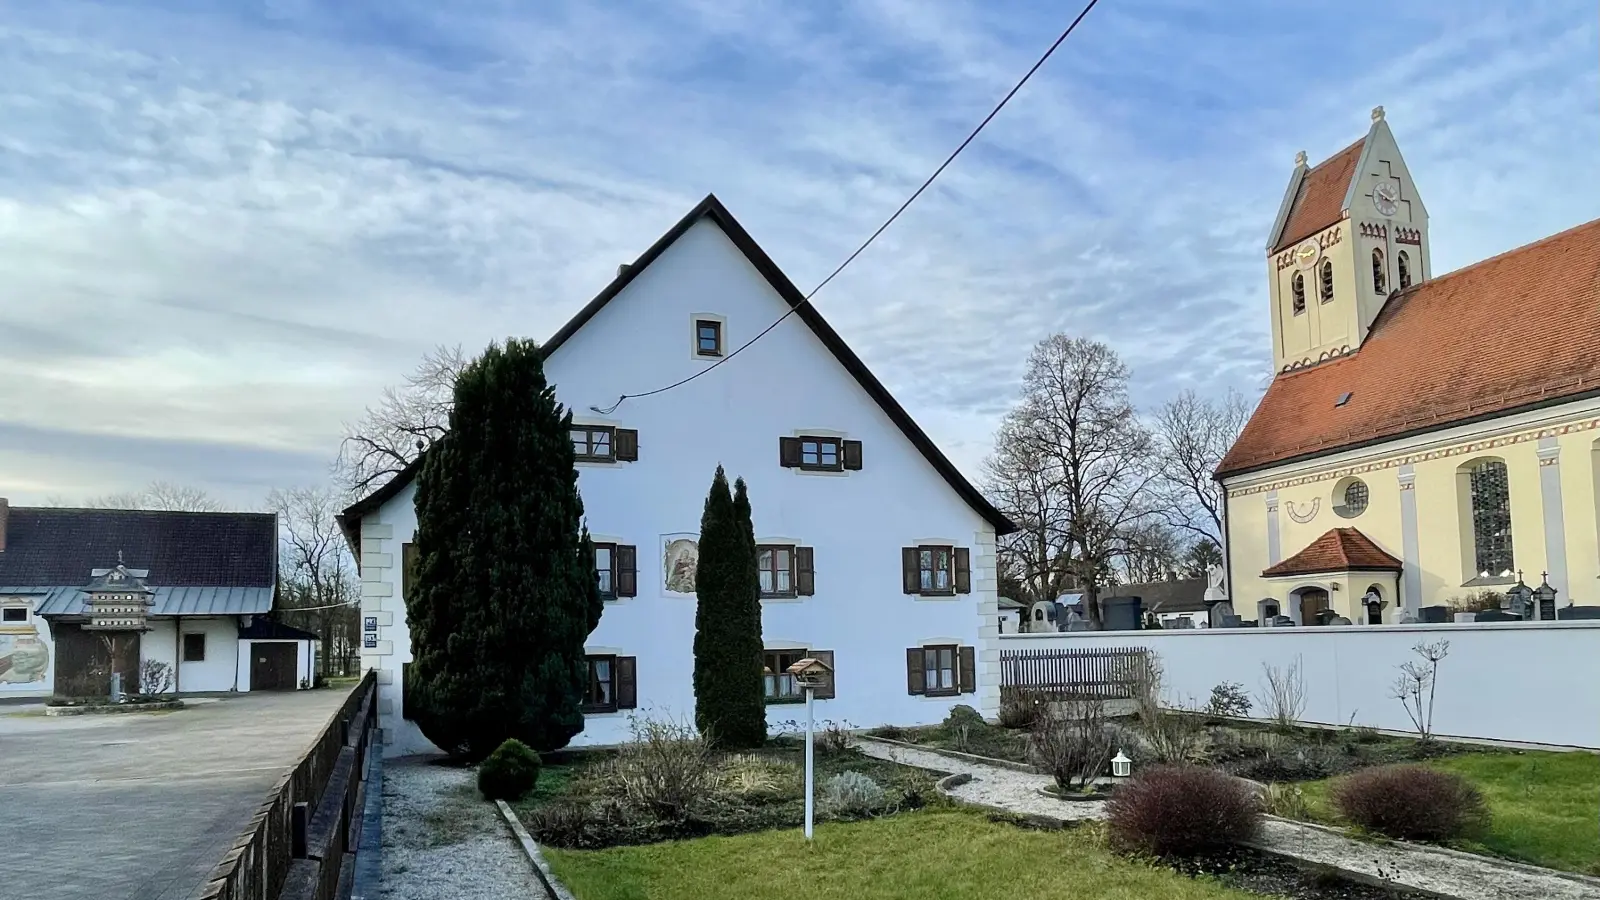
top-left (1329, 616), bottom-right (1352, 626)
top-left (1418, 605), bottom-right (1452, 624)
top-left (1558, 605), bottom-right (1600, 620)
top-left (1475, 609), bottom-right (1517, 623)
top-left (1453, 613), bottom-right (1477, 624)
top-left (1270, 615), bottom-right (1296, 628)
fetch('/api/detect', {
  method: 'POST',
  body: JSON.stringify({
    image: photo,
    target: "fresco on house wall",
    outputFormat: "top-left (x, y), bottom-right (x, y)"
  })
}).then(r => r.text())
top-left (0, 626), bottom-right (51, 685)
top-left (661, 534), bottom-right (699, 595)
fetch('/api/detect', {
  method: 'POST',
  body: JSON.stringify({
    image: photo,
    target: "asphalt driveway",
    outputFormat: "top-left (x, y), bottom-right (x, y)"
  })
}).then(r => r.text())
top-left (0, 689), bottom-right (353, 900)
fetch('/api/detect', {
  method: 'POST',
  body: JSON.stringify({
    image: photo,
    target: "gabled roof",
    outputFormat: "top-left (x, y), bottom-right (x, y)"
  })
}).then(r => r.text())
top-left (339, 194), bottom-right (1015, 538)
top-left (1262, 527), bottom-right (1401, 578)
top-left (0, 507), bottom-right (277, 589)
top-left (1220, 217), bottom-right (1600, 477)
top-left (1269, 138), bottom-right (1366, 253)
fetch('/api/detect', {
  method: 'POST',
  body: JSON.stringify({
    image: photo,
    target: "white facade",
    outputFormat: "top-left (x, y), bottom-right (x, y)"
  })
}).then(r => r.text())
top-left (351, 201), bottom-right (1007, 756)
top-left (143, 617), bottom-right (243, 692)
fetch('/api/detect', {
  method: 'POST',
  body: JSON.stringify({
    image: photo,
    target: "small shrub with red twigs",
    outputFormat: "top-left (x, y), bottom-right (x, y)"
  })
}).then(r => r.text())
top-left (1106, 764), bottom-right (1262, 858)
top-left (1330, 764), bottom-right (1488, 842)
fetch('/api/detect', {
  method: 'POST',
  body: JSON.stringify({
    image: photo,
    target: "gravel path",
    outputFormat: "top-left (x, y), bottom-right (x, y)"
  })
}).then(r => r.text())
top-left (854, 738), bottom-right (1105, 821)
top-left (854, 738), bottom-right (1600, 900)
top-left (381, 757), bottom-right (550, 900)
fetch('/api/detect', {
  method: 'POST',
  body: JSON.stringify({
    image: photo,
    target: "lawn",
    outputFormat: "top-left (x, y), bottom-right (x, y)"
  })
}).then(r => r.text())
top-left (1296, 750), bottom-right (1600, 875)
top-left (544, 809), bottom-right (1256, 900)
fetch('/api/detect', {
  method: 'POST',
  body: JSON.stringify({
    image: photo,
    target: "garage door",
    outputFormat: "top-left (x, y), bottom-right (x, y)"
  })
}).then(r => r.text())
top-left (250, 643), bottom-right (298, 691)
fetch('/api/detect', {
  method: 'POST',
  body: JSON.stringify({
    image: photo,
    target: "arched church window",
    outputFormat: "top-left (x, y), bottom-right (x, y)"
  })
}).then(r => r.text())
top-left (1467, 459), bottom-right (1514, 577)
top-left (1398, 251), bottom-right (1412, 289)
top-left (1372, 248), bottom-right (1387, 294)
top-left (1291, 273), bottom-right (1306, 315)
top-left (1319, 260), bottom-right (1334, 303)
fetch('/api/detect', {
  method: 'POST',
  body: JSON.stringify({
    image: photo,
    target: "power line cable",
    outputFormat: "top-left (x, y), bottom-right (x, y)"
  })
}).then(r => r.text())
top-left (592, 0), bottom-right (1102, 415)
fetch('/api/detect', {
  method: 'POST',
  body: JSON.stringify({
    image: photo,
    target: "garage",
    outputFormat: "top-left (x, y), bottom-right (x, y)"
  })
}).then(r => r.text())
top-left (238, 618), bottom-right (319, 691)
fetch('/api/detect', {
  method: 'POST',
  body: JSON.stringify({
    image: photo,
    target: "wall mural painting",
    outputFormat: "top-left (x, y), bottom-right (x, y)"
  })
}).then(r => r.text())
top-left (661, 534), bottom-right (699, 595)
top-left (0, 625), bottom-right (51, 685)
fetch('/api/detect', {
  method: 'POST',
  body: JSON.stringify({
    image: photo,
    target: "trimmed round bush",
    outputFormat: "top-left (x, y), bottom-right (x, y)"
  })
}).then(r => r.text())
top-left (943, 704), bottom-right (986, 731)
top-left (1106, 764), bottom-right (1262, 858)
top-left (477, 738), bottom-right (542, 801)
top-left (1330, 764), bottom-right (1488, 842)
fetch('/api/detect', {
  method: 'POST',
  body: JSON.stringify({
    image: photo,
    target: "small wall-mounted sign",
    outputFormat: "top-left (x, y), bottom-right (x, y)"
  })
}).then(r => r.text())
top-left (364, 616), bottom-right (378, 632)
top-left (363, 634), bottom-right (378, 649)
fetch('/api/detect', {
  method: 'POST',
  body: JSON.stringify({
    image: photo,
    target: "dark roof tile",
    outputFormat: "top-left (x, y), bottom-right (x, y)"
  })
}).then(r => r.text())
top-left (0, 508), bottom-right (276, 588)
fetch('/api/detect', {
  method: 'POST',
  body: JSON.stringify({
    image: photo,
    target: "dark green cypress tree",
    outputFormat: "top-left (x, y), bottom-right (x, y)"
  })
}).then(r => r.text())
top-left (407, 339), bottom-right (603, 760)
top-left (692, 466), bottom-right (766, 748)
top-left (730, 477), bottom-right (767, 743)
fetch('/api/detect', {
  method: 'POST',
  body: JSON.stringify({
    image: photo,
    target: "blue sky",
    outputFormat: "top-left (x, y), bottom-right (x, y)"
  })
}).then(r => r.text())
top-left (1, 1), bottom-right (1595, 506)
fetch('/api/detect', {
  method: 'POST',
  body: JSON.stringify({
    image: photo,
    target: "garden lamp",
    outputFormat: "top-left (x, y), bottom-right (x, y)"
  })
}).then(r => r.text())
top-left (787, 656), bottom-right (834, 841)
top-left (1111, 750), bottom-right (1132, 779)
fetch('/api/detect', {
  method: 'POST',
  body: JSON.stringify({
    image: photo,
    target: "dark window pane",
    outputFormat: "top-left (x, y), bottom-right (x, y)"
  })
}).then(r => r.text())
top-left (1469, 460), bottom-right (1514, 576)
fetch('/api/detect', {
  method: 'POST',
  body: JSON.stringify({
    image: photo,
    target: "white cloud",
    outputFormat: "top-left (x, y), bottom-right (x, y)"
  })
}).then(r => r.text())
top-left (0, 0), bottom-right (1594, 506)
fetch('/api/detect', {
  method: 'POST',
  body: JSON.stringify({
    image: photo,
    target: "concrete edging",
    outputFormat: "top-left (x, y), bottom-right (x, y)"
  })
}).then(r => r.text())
top-left (496, 799), bottom-right (579, 900)
top-left (867, 736), bottom-right (1040, 774)
top-left (44, 699), bottom-right (185, 716)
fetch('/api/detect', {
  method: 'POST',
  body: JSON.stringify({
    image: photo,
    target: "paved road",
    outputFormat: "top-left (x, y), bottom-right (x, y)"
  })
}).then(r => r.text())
top-left (0, 689), bottom-right (353, 900)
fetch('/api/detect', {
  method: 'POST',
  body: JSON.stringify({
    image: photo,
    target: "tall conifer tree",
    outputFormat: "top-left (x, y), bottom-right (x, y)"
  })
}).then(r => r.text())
top-left (692, 467), bottom-right (766, 748)
top-left (406, 339), bottom-right (603, 759)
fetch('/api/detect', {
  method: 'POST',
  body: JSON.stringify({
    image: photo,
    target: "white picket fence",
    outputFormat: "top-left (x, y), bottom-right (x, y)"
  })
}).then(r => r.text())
top-left (996, 620), bottom-right (1600, 749)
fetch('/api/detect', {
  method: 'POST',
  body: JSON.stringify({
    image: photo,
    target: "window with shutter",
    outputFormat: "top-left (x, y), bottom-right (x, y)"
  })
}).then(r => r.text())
top-left (763, 648), bottom-right (808, 704)
top-left (402, 542), bottom-right (419, 600)
top-left (757, 545), bottom-right (796, 598)
top-left (572, 426), bottom-right (617, 463)
top-left (958, 646), bottom-right (977, 694)
top-left (811, 649), bottom-right (835, 699)
top-left (582, 655), bottom-right (618, 712)
top-left (842, 440), bottom-right (863, 470)
top-left (616, 656), bottom-right (638, 710)
top-left (795, 546), bottom-right (815, 596)
top-left (921, 645), bottom-right (959, 696)
top-left (901, 548), bottom-right (920, 594)
top-left (615, 428), bottom-right (639, 461)
top-left (905, 647), bottom-right (926, 695)
top-left (594, 543), bottom-right (617, 600)
top-left (616, 545), bottom-right (638, 597)
top-left (912, 546), bottom-right (955, 595)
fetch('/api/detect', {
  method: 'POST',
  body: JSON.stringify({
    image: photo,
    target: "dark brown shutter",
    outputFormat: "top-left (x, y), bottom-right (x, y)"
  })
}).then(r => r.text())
top-left (954, 547), bottom-right (972, 594)
top-left (901, 547), bottom-right (920, 594)
top-left (616, 545), bottom-right (638, 597)
top-left (616, 656), bottom-right (637, 709)
top-left (795, 546), bottom-right (815, 596)
top-left (779, 436), bottom-right (802, 468)
top-left (402, 542), bottom-right (419, 599)
top-left (615, 428), bottom-right (639, 461)
top-left (906, 648), bottom-right (926, 695)
top-left (958, 646), bottom-right (977, 694)
top-left (811, 649), bottom-right (835, 699)
top-left (842, 440), bottom-right (863, 470)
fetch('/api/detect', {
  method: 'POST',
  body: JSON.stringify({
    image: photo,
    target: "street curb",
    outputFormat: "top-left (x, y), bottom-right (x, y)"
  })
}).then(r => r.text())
top-left (495, 800), bottom-right (579, 900)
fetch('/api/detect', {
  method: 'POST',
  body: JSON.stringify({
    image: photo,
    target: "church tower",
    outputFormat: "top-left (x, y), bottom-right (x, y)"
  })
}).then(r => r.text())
top-left (1263, 107), bottom-right (1430, 373)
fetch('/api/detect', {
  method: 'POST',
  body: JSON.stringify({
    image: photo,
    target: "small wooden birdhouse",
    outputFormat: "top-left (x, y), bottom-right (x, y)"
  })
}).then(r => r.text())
top-left (785, 656), bottom-right (833, 689)
top-left (82, 560), bottom-right (155, 633)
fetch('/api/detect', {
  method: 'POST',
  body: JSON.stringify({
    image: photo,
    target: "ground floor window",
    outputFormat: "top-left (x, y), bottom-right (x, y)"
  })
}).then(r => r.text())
top-left (183, 633), bottom-right (206, 662)
top-left (923, 645), bottom-right (957, 696)
top-left (763, 648), bottom-right (807, 703)
top-left (583, 655), bottom-right (617, 713)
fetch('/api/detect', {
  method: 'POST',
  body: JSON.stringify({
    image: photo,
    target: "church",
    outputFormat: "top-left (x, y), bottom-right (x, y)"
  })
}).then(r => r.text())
top-left (1217, 107), bottom-right (1600, 626)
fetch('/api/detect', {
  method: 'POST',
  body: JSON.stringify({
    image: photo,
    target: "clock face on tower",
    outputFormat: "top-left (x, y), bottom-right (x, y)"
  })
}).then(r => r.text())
top-left (1372, 182), bottom-right (1399, 217)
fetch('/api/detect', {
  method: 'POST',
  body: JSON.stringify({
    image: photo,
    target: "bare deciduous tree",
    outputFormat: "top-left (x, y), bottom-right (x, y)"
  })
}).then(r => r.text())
top-left (1117, 520), bottom-right (1185, 584)
top-left (1152, 388), bottom-right (1253, 550)
top-left (84, 481), bottom-right (223, 512)
top-left (987, 335), bottom-right (1162, 628)
top-left (268, 486), bottom-right (361, 676)
top-left (335, 344), bottom-right (467, 496)
top-left (984, 414), bottom-right (1075, 604)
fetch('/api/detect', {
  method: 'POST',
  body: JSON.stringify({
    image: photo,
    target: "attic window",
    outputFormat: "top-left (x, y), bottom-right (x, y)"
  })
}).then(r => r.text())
top-left (1, 607), bottom-right (26, 623)
top-left (1335, 392), bottom-right (1353, 408)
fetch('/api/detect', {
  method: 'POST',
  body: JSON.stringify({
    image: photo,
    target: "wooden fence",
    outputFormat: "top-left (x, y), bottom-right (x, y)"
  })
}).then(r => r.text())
top-left (1000, 646), bottom-right (1151, 701)
top-left (197, 671), bottom-right (379, 900)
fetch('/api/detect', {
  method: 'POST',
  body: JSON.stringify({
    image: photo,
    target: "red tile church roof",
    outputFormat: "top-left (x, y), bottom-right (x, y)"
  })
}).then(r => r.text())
top-left (1271, 139), bottom-right (1365, 253)
top-left (1262, 527), bottom-right (1402, 578)
top-left (1220, 217), bottom-right (1600, 477)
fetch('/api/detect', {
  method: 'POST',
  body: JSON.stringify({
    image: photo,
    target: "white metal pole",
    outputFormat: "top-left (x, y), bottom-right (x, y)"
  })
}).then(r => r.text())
top-left (804, 683), bottom-right (815, 841)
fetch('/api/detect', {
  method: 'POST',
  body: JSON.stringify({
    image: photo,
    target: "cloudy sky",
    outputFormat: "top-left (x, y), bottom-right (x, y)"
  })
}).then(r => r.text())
top-left (1, 1), bottom-right (1595, 508)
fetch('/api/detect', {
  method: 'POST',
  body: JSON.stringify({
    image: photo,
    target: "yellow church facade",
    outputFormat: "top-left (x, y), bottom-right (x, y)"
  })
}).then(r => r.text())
top-left (1218, 107), bottom-right (1600, 625)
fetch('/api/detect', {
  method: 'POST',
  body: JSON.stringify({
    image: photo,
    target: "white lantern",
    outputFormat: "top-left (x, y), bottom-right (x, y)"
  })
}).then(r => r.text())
top-left (1111, 750), bottom-right (1132, 779)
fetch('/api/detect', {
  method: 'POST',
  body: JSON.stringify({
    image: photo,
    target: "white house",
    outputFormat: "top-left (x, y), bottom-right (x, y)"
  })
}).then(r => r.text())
top-left (0, 503), bottom-right (314, 697)
top-left (339, 194), bottom-right (1015, 755)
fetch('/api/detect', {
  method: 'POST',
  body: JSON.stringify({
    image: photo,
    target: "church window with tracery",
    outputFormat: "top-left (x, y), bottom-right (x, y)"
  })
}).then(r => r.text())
top-left (1372, 248), bottom-right (1387, 293)
top-left (1398, 251), bottom-right (1412, 289)
top-left (1319, 260), bottom-right (1334, 302)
